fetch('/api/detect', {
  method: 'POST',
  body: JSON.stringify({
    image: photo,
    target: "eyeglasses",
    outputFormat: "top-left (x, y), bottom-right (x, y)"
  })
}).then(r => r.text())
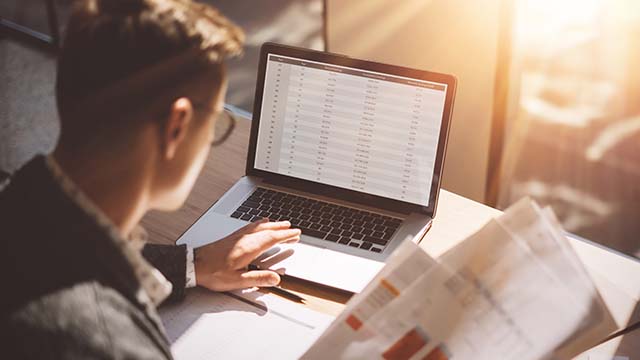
top-left (211, 108), bottom-right (237, 147)
top-left (193, 101), bottom-right (238, 147)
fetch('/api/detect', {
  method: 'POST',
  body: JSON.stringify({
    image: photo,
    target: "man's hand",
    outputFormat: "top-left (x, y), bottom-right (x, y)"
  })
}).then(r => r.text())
top-left (194, 219), bottom-right (300, 292)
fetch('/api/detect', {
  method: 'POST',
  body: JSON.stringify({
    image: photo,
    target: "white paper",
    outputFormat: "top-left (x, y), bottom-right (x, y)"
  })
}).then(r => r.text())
top-left (304, 199), bottom-right (615, 360)
top-left (160, 288), bottom-right (333, 360)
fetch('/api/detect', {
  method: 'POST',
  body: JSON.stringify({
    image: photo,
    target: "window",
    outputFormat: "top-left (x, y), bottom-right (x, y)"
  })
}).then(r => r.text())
top-left (497, 0), bottom-right (640, 257)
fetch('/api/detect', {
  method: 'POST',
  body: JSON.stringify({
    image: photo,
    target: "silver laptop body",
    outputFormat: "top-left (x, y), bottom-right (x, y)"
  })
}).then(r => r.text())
top-left (177, 43), bottom-right (457, 293)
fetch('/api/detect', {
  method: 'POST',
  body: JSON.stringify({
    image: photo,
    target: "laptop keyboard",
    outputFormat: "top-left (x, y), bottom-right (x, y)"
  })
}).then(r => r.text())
top-left (230, 187), bottom-right (403, 253)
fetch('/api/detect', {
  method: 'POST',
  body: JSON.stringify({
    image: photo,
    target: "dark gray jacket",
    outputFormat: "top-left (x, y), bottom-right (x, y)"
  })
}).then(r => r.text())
top-left (0, 156), bottom-right (188, 359)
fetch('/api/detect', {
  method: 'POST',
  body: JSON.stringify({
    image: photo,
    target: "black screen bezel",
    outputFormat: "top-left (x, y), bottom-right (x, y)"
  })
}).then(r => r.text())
top-left (246, 43), bottom-right (457, 217)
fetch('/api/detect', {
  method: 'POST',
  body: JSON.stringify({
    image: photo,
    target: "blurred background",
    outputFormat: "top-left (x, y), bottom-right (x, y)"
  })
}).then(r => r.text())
top-left (498, 0), bottom-right (640, 257)
top-left (1, 0), bottom-right (639, 259)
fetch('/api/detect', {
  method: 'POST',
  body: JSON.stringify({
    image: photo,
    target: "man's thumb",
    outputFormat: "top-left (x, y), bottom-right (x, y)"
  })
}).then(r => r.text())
top-left (240, 270), bottom-right (280, 287)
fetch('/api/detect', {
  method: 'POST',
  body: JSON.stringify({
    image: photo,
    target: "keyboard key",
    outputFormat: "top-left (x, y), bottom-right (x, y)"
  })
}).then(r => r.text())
top-left (363, 236), bottom-right (387, 246)
top-left (348, 242), bottom-right (359, 248)
top-left (310, 223), bottom-right (321, 230)
top-left (360, 242), bottom-right (372, 250)
top-left (351, 226), bottom-right (364, 233)
top-left (385, 219), bottom-right (402, 228)
top-left (338, 237), bottom-right (350, 244)
top-left (340, 223), bottom-right (352, 231)
top-left (259, 211), bottom-right (270, 217)
top-left (243, 200), bottom-right (260, 208)
top-left (382, 232), bottom-right (393, 240)
top-left (371, 247), bottom-right (382, 253)
top-left (341, 231), bottom-right (353, 238)
top-left (352, 233), bottom-right (364, 240)
top-left (240, 214), bottom-right (252, 221)
top-left (325, 234), bottom-right (340, 242)
top-left (320, 219), bottom-right (331, 225)
top-left (300, 228), bottom-right (327, 239)
top-left (251, 215), bottom-right (263, 222)
top-left (330, 228), bottom-right (342, 235)
top-left (238, 206), bottom-right (250, 213)
top-left (372, 231), bottom-right (384, 238)
top-left (231, 211), bottom-right (243, 218)
top-left (321, 212), bottom-right (333, 219)
top-left (320, 225), bottom-right (332, 232)
top-left (374, 224), bottom-right (386, 232)
top-left (300, 220), bottom-right (311, 228)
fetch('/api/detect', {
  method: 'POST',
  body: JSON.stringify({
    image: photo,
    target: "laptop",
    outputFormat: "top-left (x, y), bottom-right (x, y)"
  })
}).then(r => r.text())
top-left (177, 43), bottom-right (457, 293)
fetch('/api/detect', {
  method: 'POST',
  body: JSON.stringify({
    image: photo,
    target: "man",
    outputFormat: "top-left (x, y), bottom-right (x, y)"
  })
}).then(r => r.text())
top-left (0, 0), bottom-right (300, 358)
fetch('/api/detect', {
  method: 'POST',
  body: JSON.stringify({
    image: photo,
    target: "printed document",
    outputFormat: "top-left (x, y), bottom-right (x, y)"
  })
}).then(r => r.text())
top-left (303, 198), bottom-right (615, 360)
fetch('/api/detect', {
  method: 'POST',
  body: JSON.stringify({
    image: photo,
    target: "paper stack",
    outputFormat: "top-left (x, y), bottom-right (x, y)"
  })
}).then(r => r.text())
top-left (303, 198), bottom-right (616, 360)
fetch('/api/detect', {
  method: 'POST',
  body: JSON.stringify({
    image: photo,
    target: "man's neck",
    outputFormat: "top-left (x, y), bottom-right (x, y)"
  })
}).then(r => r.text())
top-left (52, 146), bottom-right (152, 238)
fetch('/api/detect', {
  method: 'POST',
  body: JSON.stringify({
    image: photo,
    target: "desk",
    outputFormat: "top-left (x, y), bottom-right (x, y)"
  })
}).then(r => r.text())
top-left (141, 114), bottom-right (640, 356)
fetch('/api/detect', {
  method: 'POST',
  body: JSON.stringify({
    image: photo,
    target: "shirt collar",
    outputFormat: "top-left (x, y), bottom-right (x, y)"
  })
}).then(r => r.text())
top-left (45, 155), bottom-right (172, 306)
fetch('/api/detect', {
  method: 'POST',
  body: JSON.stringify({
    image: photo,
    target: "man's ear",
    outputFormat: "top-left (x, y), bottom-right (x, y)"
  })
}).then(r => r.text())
top-left (163, 97), bottom-right (194, 160)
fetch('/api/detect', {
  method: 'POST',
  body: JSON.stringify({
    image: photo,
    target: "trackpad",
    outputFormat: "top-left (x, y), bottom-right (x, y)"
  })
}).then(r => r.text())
top-left (255, 242), bottom-right (321, 275)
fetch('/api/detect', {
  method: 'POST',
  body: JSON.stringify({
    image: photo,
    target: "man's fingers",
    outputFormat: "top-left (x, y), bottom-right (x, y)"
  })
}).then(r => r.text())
top-left (282, 236), bottom-right (300, 244)
top-left (254, 220), bottom-right (293, 232)
top-left (240, 270), bottom-right (280, 287)
top-left (231, 218), bottom-right (269, 236)
top-left (234, 229), bottom-right (300, 266)
top-left (253, 228), bottom-right (301, 249)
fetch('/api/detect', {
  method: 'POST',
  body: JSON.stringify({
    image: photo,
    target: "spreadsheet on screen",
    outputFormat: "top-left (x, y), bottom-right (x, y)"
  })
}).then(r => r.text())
top-left (255, 54), bottom-right (448, 207)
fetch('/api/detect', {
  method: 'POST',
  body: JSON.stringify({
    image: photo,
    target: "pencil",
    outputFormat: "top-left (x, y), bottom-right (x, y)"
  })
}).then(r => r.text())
top-left (247, 264), bottom-right (307, 303)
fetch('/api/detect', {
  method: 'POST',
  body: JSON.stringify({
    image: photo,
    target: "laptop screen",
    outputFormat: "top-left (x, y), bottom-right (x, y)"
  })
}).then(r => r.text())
top-left (254, 54), bottom-right (448, 207)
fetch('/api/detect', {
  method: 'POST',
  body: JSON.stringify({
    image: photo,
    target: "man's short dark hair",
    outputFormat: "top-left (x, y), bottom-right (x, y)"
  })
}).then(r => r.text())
top-left (56, 0), bottom-right (244, 147)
